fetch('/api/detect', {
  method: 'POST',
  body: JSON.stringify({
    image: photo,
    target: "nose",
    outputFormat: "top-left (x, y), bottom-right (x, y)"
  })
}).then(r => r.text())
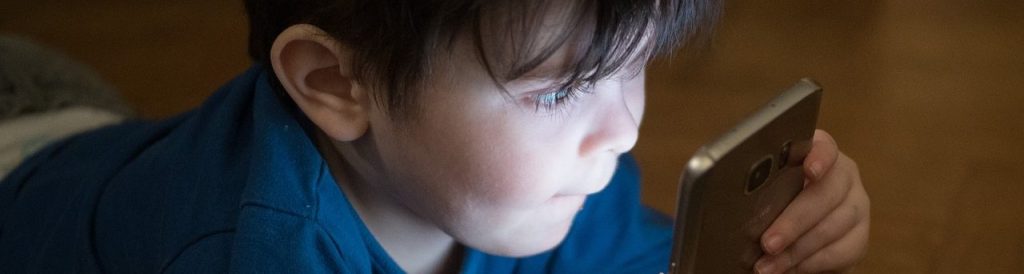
top-left (578, 84), bottom-right (642, 157)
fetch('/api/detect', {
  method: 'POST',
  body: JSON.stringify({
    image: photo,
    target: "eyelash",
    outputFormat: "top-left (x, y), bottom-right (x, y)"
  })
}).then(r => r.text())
top-left (532, 83), bottom-right (589, 112)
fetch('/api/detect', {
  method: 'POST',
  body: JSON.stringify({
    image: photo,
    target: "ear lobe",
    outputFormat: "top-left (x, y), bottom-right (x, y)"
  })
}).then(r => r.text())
top-left (270, 24), bottom-right (369, 141)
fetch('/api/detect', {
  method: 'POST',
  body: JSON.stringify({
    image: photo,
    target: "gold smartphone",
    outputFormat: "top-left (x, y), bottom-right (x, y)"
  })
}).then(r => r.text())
top-left (667, 79), bottom-right (822, 274)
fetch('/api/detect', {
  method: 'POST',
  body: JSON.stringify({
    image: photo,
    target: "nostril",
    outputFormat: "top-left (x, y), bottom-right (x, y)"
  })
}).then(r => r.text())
top-left (578, 86), bottom-right (643, 157)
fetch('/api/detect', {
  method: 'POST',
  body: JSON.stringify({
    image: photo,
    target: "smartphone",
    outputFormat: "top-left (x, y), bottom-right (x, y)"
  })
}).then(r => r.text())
top-left (667, 79), bottom-right (822, 274)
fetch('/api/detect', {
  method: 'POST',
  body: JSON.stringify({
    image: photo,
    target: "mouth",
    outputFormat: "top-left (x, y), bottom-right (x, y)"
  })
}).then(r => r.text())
top-left (575, 169), bottom-right (616, 196)
top-left (553, 159), bottom-right (618, 197)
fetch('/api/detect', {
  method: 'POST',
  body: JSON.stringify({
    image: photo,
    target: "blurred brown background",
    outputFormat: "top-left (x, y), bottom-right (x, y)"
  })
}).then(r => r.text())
top-left (2, 1), bottom-right (1022, 273)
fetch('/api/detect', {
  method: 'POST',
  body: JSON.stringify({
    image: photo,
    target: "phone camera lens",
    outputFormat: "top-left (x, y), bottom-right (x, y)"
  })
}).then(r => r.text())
top-left (747, 156), bottom-right (774, 193)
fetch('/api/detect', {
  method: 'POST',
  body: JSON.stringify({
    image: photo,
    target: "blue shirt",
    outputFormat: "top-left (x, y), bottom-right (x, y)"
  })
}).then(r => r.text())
top-left (0, 66), bottom-right (673, 273)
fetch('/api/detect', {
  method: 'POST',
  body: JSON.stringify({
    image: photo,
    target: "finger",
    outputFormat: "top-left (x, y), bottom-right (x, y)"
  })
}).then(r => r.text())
top-left (795, 218), bottom-right (870, 273)
top-left (755, 192), bottom-right (864, 274)
top-left (761, 154), bottom-right (855, 255)
top-left (805, 129), bottom-right (839, 181)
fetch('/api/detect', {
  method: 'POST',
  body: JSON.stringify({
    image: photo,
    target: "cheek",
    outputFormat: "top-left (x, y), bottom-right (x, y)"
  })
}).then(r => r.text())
top-left (363, 76), bottom-right (592, 254)
top-left (469, 151), bottom-right (565, 208)
top-left (439, 123), bottom-right (570, 210)
top-left (374, 112), bottom-right (571, 215)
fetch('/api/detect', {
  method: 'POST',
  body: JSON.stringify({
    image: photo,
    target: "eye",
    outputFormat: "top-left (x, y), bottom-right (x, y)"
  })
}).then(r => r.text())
top-left (532, 84), bottom-right (588, 112)
top-left (536, 89), bottom-right (571, 107)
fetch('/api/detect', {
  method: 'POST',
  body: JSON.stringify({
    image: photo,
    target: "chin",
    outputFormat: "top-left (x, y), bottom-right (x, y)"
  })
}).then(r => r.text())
top-left (489, 233), bottom-right (571, 258)
top-left (458, 195), bottom-right (586, 257)
top-left (478, 215), bottom-right (577, 258)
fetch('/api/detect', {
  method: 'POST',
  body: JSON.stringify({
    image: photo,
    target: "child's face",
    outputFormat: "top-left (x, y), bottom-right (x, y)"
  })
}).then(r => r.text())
top-left (350, 35), bottom-right (646, 256)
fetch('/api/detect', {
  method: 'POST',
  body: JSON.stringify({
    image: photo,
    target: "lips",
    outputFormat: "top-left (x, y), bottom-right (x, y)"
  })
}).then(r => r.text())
top-left (571, 165), bottom-right (616, 196)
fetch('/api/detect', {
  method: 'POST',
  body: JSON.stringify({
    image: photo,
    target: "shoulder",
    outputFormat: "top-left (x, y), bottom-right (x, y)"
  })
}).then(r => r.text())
top-left (0, 118), bottom-right (202, 272)
top-left (0, 69), bottom-right (264, 272)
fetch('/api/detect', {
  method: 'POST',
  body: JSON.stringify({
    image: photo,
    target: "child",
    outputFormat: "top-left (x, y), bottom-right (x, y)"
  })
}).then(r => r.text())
top-left (0, 0), bottom-right (869, 273)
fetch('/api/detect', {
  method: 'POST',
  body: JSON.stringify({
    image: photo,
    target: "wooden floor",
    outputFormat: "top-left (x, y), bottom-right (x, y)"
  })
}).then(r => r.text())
top-left (3, 1), bottom-right (1022, 273)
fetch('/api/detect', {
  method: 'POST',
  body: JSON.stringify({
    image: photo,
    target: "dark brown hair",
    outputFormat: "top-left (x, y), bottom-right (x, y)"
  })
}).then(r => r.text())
top-left (245, 0), bottom-right (720, 116)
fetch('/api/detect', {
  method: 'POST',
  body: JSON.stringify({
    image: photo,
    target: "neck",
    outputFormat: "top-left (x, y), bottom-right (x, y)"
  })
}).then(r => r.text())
top-left (314, 130), bottom-right (461, 273)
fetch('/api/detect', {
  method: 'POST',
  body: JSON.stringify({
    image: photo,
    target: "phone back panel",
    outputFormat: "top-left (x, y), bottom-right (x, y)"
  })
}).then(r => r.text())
top-left (668, 79), bottom-right (822, 274)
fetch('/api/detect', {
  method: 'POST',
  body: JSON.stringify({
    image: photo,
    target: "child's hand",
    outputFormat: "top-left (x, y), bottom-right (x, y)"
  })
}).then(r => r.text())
top-left (754, 130), bottom-right (870, 274)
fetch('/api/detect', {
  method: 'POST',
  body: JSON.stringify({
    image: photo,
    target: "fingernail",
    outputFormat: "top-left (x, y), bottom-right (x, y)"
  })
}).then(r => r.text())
top-left (755, 258), bottom-right (775, 274)
top-left (765, 235), bottom-right (784, 254)
top-left (809, 162), bottom-right (823, 180)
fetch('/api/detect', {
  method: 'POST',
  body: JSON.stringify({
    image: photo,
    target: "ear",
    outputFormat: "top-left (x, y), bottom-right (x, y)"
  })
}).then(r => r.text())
top-left (271, 24), bottom-right (369, 141)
